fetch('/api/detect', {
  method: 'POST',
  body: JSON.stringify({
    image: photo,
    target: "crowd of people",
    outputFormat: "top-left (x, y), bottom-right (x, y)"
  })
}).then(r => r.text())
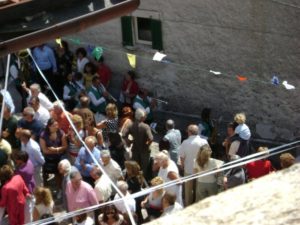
top-left (0, 41), bottom-right (297, 225)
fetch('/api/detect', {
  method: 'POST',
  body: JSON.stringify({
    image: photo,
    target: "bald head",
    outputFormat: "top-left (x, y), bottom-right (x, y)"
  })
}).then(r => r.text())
top-left (166, 119), bottom-right (175, 130)
top-left (188, 124), bottom-right (199, 136)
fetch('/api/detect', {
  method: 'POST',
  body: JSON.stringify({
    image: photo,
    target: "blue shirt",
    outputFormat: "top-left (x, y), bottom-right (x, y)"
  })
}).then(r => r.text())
top-left (17, 119), bottom-right (44, 141)
top-left (21, 138), bottom-right (45, 168)
top-left (75, 147), bottom-right (101, 177)
top-left (33, 45), bottom-right (57, 72)
top-left (0, 90), bottom-right (15, 113)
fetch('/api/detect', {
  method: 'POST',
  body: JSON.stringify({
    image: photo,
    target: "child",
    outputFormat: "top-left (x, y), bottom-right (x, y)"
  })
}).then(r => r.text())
top-left (234, 113), bottom-right (251, 140)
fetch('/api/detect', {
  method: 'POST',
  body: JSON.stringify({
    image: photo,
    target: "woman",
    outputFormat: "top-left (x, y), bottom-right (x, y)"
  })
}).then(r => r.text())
top-left (0, 165), bottom-right (30, 225)
top-left (119, 106), bottom-right (133, 134)
top-left (156, 151), bottom-right (183, 206)
top-left (246, 147), bottom-right (274, 180)
top-left (98, 205), bottom-right (125, 225)
top-left (40, 118), bottom-right (68, 188)
top-left (119, 107), bottom-right (134, 160)
top-left (97, 103), bottom-right (119, 144)
top-left (84, 62), bottom-right (98, 89)
top-left (141, 176), bottom-right (165, 220)
top-left (124, 161), bottom-right (145, 223)
top-left (67, 114), bottom-right (84, 164)
top-left (120, 71), bottom-right (139, 106)
top-left (76, 47), bottom-right (89, 74)
top-left (33, 187), bottom-right (54, 221)
top-left (193, 144), bottom-right (224, 201)
top-left (83, 118), bottom-right (104, 149)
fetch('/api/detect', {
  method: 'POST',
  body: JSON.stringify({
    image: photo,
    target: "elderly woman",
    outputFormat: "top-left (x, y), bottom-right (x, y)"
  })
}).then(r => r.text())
top-left (193, 144), bottom-right (224, 201)
top-left (156, 151), bottom-right (183, 206)
top-left (58, 159), bottom-right (72, 211)
top-left (40, 118), bottom-right (67, 189)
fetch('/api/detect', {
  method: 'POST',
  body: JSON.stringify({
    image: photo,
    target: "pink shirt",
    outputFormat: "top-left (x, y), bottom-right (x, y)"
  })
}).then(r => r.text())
top-left (66, 180), bottom-right (98, 212)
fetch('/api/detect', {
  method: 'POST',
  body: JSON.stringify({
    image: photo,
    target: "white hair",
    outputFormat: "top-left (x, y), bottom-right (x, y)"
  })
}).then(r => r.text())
top-left (30, 83), bottom-right (41, 92)
top-left (58, 159), bottom-right (71, 174)
top-left (135, 108), bottom-right (146, 121)
top-left (23, 107), bottom-right (35, 117)
top-left (53, 100), bottom-right (65, 109)
top-left (101, 150), bottom-right (111, 158)
top-left (117, 180), bottom-right (128, 192)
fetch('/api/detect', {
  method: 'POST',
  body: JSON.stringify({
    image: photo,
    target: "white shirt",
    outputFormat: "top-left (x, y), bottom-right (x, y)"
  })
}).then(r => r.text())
top-left (228, 140), bottom-right (240, 157)
top-left (34, 105), bottom-right (50, 127)
top-left (27, 92), bottom-right (53, 110)
top-left (77, 57), bottom-right (89, 73)
top-left (94, 175), bottom-right (112, 202)
top-left (102, 159), bottom-right (122, 185)
top-left (113, 192), bottom-right (136, 213)
top-left (88, 85), bottom-right (106, 107)
top-left (132, 95), bottom-right (151, 114)
top-left (178, 135), bottom-right (208, 174)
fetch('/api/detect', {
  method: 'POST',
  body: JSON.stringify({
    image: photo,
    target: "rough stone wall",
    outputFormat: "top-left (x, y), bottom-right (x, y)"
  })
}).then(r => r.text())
top-left (72, 0), bottom-right (300, 141)
top-left (147, 163), bottom-right (300, 225)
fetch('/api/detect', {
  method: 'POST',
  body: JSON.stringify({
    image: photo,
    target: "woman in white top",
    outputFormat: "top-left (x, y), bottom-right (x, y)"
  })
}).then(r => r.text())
top-left (33, 187), bottom-right (54, 221)
top-left (193, 144), bottom-right (224, 202)
top-left (156, 151), bottom-right (183, 206)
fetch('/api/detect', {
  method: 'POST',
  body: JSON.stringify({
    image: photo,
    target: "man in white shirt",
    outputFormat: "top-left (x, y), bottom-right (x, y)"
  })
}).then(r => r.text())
top-left (29, 96), bottom-right (50, 127)
top-left (90, 165), bottom-right (112, 203)
top-left (20, 129), bottom-right (45, 187)
top-left (101, 150), bottom-right (123, 185)
top-left (23, 83), bottom-right (53, 110)
top-left (113, 181), bottom-right (136, 214)
top-left (179, 124), bottom-right (208, 206)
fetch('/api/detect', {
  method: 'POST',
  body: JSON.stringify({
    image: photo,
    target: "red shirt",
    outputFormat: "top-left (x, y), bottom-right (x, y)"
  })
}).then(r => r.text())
top-left (0, 175), bottom-right (29, 225)
top-left (97, 63), bottom-right (112, 87)
top-left (246, 160), bottom-right (274, 179)
top-left (51, 111), bottom-right (71, 133)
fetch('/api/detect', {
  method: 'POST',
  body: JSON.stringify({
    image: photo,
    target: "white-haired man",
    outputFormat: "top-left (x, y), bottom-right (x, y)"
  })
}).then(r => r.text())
top-left (23, 83), bottom-right (53, 110)
top-left (179, 124), bottom-right (208, 206)
top-left (50, 100), bottom-right (72, 133)
top-left (122, 108), bottom-right (153, 181)
top-left (113, 180), bottom-right (136, 214)
top-left (100, 150), bottom-right (123, 186)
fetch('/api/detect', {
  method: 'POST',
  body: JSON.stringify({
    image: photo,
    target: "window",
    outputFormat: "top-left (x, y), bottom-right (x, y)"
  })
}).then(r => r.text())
top-left (121, 10), bottom-right (163, 50)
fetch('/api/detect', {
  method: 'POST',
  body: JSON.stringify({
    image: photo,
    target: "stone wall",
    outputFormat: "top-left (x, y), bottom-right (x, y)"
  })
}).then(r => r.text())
top-left (71, 0), bottom-right (300, 141)
top-left (148, 163), bottom-right (300, 225)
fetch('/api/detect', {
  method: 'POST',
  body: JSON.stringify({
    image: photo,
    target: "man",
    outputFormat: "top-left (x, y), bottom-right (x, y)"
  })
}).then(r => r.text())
top-left (161, 192), bottom-right (183, 217)
top-left (2, 104), bottom-right (19, 150)
top-left (75, 136), bottom-right (101, 186)
top-left (113, 180), bottom-right (136, 214)
top-left (132, 89), bottom-right (156, 123)
top-left (65, 169), bottom-right (98, 213)
top-left (90, 165), bottom-right (112, 203)
top-left (0, 165), bottom-right (30, 225)
top-left (29, 96), bottom-right (50, 127)
top-left (50, 100), bottom-right (72, 133)
top-left (16, 106), bottom-right (44, 141)
top-left (23, 83), bottom-right (54, 110)
top-left (32, 44), bottom-right (57, 93)
top-left (161, 119), bottom-right (182, 164)
top-left (179, 124), bottom-right (208, 206)
top-left (87, 76), bottom-right (108, 122)
top-left (73, 95), bottom-right (95, 123)
top-left (122, 108), bottom-right (153, 180)
top-left (100, 150), bottom-right (123, 185)
top-left (20, 129), bottom-right (45, 187)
